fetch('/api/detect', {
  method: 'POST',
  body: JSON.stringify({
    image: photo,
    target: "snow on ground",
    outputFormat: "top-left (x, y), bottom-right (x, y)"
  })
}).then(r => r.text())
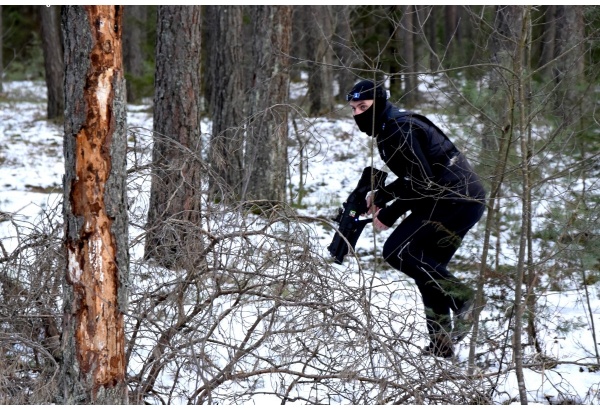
top-left (2, 80), bottom-right (600, 404)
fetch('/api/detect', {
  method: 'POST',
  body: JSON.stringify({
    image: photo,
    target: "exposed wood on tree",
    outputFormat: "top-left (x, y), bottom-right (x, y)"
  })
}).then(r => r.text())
top-left (61, 5), bottom-right (129, 404)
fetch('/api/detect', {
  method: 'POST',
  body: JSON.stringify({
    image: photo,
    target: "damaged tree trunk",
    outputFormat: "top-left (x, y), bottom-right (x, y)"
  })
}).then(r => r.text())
top-left (61, 6), bottom-right (129, 404)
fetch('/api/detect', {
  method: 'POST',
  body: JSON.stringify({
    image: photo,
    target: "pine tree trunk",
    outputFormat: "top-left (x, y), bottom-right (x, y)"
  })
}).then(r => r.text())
top-left (332, 6), bottom-right (355, 101)
top-left (289, 6), bottom-right (308, 83)
top-left (61, 5), bottom-right (129, 404)
top-left (123, 5), bottom-right (147, 103)
top-left (306, 6), bottom-right (334, 116)
top-left (206, 5), bottom-right (246, 200)
top-left (426, 5), bottom-right (438, 71)
top-left (144, 6), bottom-right (203, 269)
top-left (0, 5), bottom-right (3, 94)
top-left (481, 5), bottom-right (522, 156)
top-left (553, 5), bottom-right (585, 123)
top-left (40, 5), bottom-right (64, 120)
top-left (402, 5), bottom-right (418, 107)
top-left (388, 5), bottom-right (403, 99)
top-left (444, 6), bottom-right (458, 56)
top-left (243, 5), bottom-right (292, 204)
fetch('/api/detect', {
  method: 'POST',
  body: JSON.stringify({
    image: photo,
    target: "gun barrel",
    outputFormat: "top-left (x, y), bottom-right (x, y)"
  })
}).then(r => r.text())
top-left (328, 218), bottom-right (372, 264)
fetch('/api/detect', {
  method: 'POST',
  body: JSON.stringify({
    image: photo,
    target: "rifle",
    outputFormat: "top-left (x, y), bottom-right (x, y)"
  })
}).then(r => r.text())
top-left (328, 166), bottom-right (388, 264)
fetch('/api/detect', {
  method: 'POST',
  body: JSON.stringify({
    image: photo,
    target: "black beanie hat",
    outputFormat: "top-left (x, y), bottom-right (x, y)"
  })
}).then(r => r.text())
top-left (346, 80), bottom-right (387, 102)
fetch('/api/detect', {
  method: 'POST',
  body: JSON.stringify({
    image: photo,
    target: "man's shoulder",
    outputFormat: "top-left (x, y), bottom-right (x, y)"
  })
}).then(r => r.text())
top-left (377, 106), bottom-right (407, 135)
top-left (385, 107), bottom-right (429, 126)
top-left (382, 107), bottom-right (420, 132)
top-left (387, 108), bottom-right (440, 129)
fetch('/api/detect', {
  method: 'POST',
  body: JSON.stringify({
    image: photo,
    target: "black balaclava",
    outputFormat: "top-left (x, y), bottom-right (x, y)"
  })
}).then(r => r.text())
top-left (353, 104), bottom-right (376, 136)
top-left (347, 80), bottom-right (388, 136)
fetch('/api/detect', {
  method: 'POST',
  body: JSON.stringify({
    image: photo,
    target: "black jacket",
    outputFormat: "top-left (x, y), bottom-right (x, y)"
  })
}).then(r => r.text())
top-left (372, 102), bottom-right (486, 227)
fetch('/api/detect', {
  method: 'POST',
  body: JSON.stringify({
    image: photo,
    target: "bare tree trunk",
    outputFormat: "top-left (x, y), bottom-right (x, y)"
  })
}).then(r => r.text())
top-left (444, 6), bottom-right (459, 57)
top-left (553, 5), bottom-right (585, 123)
top-left (481, 5), bottom-right (522, 158)
top-left (512, 6), bottom-right (531, 405)
top-left (468, 124), bottom-right (513, 375)
top-left (402, 5), bottom-right (418, 107)
top-left (206, 5), bottom-right (246, 200)
top-left (61, 5), bottom-right (129, 404)
top-left (243, 5), bottom-right (292, 204)
top-left (123, 5), bottom-right (147, 103)
top-left (538, 5), bottom-right (556, 78)
top-left (306, 6), bottom-right (334, 116)
top-left (144, 6), bottom-right (203, 269)
top-left (0, 5), bottom-right (4, 94)
top-left (40, 5), bottom-right (64, 120)
top-left (426, 5), bottom-right (438, 71)
top-left (554, 6), bottom-right (585, 80)
top-left (523, 14), bottom-right (540, 355)
top-left (387, 5), bottom-right (402, 99)
top-left (332, 5), bottom-right (355, 101)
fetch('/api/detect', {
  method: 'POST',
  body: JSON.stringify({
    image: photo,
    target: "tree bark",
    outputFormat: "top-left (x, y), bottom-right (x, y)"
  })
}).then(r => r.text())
top-left (290, 6), bottom-right (308, 83)
top-left (538, 5), bottom-right (556, 77)
top-left (40, 5), bottom-right (64, 120)
top-left (144, 6), bottom-right (203, 269)
top-left (206, 5), bottom-right (246, 200)
top-left (481, 5), bottom-right (522, 156)
top-left (61, 5), bottom-right (129, 404)
top-left (0, 5), bottom-right (3, 94)
top-left (512, 7), bottom-right (532, 404)
top-left (332, 5), bottom-right (355, 101)
top-left (306, 6), bottom-right (334, 116)
top-left (388, 5), bottom-right (402, 99)
top-left (402, 5), bottom-right (418, 107)
top-left (426, 5), bottom-right (438, 71)
top-left (444, 6), bottom-right (458, 56)
top-left (243, 5), bottom-right (292, 204)
top-left (553, 5), bottom-right (585, 123)
top-left (123, 5), bottom-right (147, 103)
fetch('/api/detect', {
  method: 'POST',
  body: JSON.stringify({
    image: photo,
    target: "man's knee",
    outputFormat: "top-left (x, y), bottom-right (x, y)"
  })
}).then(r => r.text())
top-left (382, 241), bottom-right (415, 270)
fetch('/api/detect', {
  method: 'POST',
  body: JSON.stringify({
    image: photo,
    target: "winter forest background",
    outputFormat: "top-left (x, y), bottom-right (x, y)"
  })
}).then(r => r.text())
top-left (1, 4), bottom-right (600, 405)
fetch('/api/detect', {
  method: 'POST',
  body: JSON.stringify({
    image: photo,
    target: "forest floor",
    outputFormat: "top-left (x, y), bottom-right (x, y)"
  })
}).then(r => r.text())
top-left (1, 80), bottom-right (600, 404)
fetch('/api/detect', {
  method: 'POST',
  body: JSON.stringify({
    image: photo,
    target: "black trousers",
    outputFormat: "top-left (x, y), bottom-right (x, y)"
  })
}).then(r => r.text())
top-left (382, 200), bottom-right (485, 337)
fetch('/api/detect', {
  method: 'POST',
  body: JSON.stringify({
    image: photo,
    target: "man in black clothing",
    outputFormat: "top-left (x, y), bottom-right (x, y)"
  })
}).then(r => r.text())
top-left (347, 80), bottom-right (486, 358)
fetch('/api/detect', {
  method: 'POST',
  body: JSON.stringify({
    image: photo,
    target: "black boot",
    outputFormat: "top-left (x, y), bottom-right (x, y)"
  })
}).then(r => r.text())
top-left (421, 333), bottom-right (454, 358)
